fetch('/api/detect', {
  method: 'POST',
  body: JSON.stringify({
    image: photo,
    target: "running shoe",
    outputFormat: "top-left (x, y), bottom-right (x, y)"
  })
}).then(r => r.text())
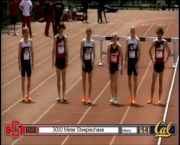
top-left (81, 97), bottom-right (85, 103)
top-left (62, 96), bottom-right (67, 102)
top-left (56, 97), bottom-right (61, 102)
top-left (87, 98), bottom-right (92, 105)
top-left (147, 99), bottom-right (153, 104)
top-left (132, 96), bottom-right (136, 104)
top-left (27, 96), bottom-right (32, 102)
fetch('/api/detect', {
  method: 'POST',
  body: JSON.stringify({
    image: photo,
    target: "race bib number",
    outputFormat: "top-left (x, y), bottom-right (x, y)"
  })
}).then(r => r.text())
top-left (58, 46), bottom-right (65, 54)
top-left (111, 54), bottom-right (118, 63)
top-left (156, 51), bottom-right (163, 58)
top-left (84, 53), bottom-right (91, 60)
top-left (129, 51), bottom-right (135, 58)
top-left (24, 49), bottom-right (30, 60)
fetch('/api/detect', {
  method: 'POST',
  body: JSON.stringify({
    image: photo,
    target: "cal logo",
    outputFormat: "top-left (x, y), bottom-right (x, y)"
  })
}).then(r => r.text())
top-left (154, 120), bottom-right (172, 137)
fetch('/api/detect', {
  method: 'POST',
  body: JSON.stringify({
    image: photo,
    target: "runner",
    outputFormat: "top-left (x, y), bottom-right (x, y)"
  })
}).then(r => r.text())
top-left (107, 33), bottom-right (123, 105)
top-left (19, 0), bottom-right (33, 37)
top-left (125, 26), bottom-right (141, 104)
top-left (80, 28), bottom-right (95, 104)
top-left (18, 27), bottom-right (34, 102)
top-left (52, 23), bottom-right (68, 102)
top-left (147, 27), bottom-right (171, 104)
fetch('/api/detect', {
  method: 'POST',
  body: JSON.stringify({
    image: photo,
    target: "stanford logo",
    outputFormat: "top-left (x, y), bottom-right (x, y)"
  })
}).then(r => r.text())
top-left (5, 121), bottom-right (26, 139)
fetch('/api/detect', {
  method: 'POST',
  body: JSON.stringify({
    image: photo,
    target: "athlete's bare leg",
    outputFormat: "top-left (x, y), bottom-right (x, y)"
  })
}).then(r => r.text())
top-left (147, 71), bottom-right (158, 104)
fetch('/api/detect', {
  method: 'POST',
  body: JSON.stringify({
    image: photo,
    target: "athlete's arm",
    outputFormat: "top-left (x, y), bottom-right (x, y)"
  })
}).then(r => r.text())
top-left (29, 1), bottom-right (33, 13)
top-left (30, 39), bottom-right (34, 68)
top-left (149, 41), bottom-right (155, 62)
top-left (164, 41), bottom-right (171, 63)
top-left (137, 39), bottom-right (141, 61)
top-left (125, 39), bottom-right (128, 67)
top-left (64, 36), bottom-right (68, 65)
top-left (107, 44), bottom-right (110, 67)
top-left (119, 44), bottom-right (123, 74)
top-left (92, 41), bottom-right (96, 66)
top-left (80, 40), bottom-right (84, 67)
top-left (52, 36), bottom-right (56, 67)
top-left (18, 41), bottom-right (22, 71)
top-left (19, 1), bottom-right (23, 11)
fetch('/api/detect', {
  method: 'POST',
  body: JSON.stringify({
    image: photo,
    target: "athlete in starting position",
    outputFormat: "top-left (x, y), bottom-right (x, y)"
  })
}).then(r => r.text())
top-left (147, 27), bottom-right (171, 104)
top-left (107, 33), bottom-right (123, 105)
top-left (80, 28), bottom-right (95, 104)
top-left (18, 27), bottom-right (34, 102)
top-left (52, 23), bottom-right (68, 102)
top-left (125, 26), bottom-right (141, 104)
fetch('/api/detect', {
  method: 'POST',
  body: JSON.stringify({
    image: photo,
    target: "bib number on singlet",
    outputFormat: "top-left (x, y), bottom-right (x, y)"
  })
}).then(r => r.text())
top-left (84, 53), bottom-right (91, 60)
top-left (111, 54), bottom-right (118, 63)
top-left (24, 49), bottom-right (30, 60)
top-left (58, 46), bottom-right (65, 54)
top-left (156, 51), bottom-right (163, 58)
top-left (129, 51), bottom-right (135, 58)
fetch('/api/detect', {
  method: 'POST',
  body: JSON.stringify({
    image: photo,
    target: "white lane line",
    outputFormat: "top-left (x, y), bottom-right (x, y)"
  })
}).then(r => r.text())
top-left (2, 56), bottom-right (52, 88)
top-left (109, 61), bottom-right (152, 145)
top-left (61, 81), bottom-right (110, 145)
top-left (109, 21), bottom-right (172, 145)
top-left (157, 56), bottom-right (179, 145)
top-left (1, 55), bottom-right (79, 116)
top-left (2, 41), bottom-right (53, 69)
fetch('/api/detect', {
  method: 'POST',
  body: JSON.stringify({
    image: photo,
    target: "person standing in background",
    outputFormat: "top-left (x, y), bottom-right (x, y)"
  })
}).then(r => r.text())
top-left (44, 0), bottom-right (55, 37)
top-left (8, 0), bottom-right (20, 36)
top-left (19, 0), bottom-right (33, 37)
top-left (81, 0), bottom-right (89, 23)
top-left (53, 0), bottom-right (65, 35)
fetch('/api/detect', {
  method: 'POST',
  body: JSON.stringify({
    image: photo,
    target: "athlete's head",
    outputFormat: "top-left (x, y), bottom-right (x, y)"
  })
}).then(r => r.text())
top-left (86, 28), bottom-right (92, 37)
top-left (58, 23), bottom-right (66, 34)
top-left (130, 26), bottom-right (135, 36)
top-left (22, 27), bottom-right (29, 38)
top-left (111, 33), bottom-right (118, 43)
top-left (156, 27), bottom-right (164, 39)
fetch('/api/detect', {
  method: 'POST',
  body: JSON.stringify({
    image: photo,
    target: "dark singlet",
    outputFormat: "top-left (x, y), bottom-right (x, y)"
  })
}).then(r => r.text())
top-left (56, 35), bottom-right (66, 59)
top-left (109, 44), bottom-right (120, 64)
top-left (154, 39), bottom-right (165, 62)
top-left (21, 38), bottom-right (31, 66)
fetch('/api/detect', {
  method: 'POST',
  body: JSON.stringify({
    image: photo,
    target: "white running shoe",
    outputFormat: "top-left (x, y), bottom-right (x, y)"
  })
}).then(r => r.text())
top-left (110, 97), bottom-right (115, 103)
top-left (56, 97), bottom-right (61, 102)
top-left (61, 96), bottom-right (67, 102)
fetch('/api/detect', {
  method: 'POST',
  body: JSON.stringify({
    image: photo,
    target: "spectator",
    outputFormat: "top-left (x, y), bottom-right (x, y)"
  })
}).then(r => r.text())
top-left (19, 0), bottom-right (33, 37)
top-left (53, 0), bottom-right (65, 35)
top-left (8, 0), bottom-right (20, 36)
top-left (81, 0), bottom-right (89, 23)
top-left (44, 0), bottom-right (55, 36)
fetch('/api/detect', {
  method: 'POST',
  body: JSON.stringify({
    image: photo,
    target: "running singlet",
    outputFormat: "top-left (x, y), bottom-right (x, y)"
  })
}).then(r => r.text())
top-left (127, 36), bottom-right (139, 59)
top-left (154, 38), bottom-right (165, 61)
top-left (20, 38), bottom-right (31, 62)
top-left (56, 35), bottom-right (66, 58)
top-left (110, 44), bottom-right (120, 64)
top-left (83, 39), bottom-right (94, 61)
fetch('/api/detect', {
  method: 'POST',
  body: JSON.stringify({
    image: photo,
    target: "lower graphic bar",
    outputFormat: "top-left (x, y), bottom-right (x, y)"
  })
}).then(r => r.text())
top-left (38, 126), bottom-right (119, 135)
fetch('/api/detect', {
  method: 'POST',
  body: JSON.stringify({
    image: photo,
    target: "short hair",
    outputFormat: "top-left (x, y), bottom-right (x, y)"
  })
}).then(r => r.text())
top-left (156, 27), bottom-right (164, 35)
top-left (111, 32), bottom-right (118, 39)
top-left (58, 22), bottom-right (66, 30)
top-left (86, 27), bottom-right (92, 33)
top-left (130, 26), bottom-right (135, 32)
top-left (22, 27), bottom-right (29, 34)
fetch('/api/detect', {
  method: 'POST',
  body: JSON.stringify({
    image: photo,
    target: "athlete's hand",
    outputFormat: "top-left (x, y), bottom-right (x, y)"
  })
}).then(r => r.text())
top-left (19, 65), bottom-right (21, 72)
top-left (152, 59), bottom-right (156, 64)
top-left (120, 68), bottom-right (123, 75)
top-left (124, 61), bottom-right (127, 69)
top-left (82, 62), bottom-right (85, 69)
top-left (32, 64), bottom-right (34, 70)
top-left (52, 62), bottom-right (55, 68)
